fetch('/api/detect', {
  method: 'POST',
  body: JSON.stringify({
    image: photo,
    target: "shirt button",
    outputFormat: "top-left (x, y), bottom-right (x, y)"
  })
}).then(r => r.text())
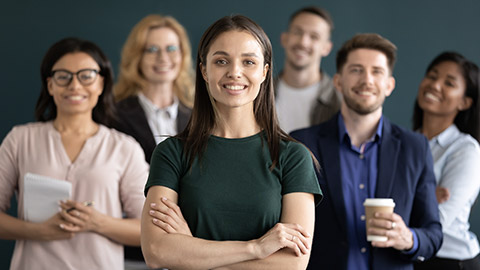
top-left (359, 184), bottom-right (365, 189)
top-left (361, 215), bottom-right (366, 221)
top-left (359, 154), bottom-right (364, 159)
top-left (361, 247), bottom-right (367, 253)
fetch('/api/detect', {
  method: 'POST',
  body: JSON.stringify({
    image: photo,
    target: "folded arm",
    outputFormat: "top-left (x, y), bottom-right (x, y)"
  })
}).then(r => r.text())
top-left (141, 186), bottom-right (315, 270)
top-left (437, 146), bottom-right (480, 227)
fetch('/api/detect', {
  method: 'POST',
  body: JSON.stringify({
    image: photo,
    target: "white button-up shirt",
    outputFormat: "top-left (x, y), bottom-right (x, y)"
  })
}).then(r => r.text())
top-left (138, 93), bottom-right (179, 144)
top-left (429, 124), bottom-right (480, 260)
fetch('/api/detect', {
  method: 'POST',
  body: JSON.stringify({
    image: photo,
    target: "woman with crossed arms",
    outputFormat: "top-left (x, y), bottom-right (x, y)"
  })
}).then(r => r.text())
top-left (141, 15), bottom-right (322, 270)
top-left (413, 52), bottom-right (480, 270)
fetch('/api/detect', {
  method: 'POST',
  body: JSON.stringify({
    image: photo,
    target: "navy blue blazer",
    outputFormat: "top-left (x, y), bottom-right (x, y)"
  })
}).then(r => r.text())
top-left (291, 114), bottom-right (442, 270)
top-left (110, 96), bottom-right (191, 164)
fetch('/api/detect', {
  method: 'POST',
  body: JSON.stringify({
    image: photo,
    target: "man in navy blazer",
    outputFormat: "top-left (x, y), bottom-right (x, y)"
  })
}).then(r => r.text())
top-left (291, 33), bottom-right (442, 270)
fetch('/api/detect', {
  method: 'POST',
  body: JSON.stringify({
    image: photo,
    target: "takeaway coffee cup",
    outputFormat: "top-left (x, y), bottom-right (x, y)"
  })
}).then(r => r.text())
top-left (363, 198), bottom-right (395, 242)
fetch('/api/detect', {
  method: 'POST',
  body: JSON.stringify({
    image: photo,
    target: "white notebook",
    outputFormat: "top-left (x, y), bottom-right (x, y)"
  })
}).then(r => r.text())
top-left (23, 173), bottom-right (72, 222)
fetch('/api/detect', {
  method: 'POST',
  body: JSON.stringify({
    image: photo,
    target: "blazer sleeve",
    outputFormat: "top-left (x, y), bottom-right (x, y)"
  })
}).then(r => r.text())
top-left (406, 136), bottom-right (443, 262)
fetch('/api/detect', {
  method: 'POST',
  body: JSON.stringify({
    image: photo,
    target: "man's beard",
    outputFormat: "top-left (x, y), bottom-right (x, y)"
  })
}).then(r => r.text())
top-left (343, 90), bottom-right (385, 115)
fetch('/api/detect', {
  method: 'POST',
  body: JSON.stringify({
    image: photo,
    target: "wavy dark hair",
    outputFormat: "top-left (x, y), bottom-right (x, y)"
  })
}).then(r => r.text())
top-left (35, 37), bottom-right (115, 125)
top-left (177, 15), bottom-right (294, 170)
top-left (412, 51), bottom-right (480, 143)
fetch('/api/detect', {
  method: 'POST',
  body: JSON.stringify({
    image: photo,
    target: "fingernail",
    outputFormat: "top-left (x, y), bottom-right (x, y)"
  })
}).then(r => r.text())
top-left (59, 224), bottom-right (65, 229)
top-left (161, 197), bottom-right (167, 201)
top-left (150, 203), bottom-right (156, 207)
top-left (149, 210), bottom-right (154, 215)
top-left (152, 218), bottom-right (158, 223)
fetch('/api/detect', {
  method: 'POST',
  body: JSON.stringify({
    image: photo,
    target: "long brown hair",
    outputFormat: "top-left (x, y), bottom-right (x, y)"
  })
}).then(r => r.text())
top-left (114, 14), bottom-right (194, 108)
top-left (177, 15), bottom-right (293, 170)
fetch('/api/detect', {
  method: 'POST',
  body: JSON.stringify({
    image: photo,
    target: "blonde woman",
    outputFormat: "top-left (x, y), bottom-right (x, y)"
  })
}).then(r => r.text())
top-left (112, 14), bottom-right (194, 162)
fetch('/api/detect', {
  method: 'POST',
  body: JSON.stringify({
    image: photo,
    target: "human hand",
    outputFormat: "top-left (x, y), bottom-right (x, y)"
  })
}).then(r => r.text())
top-left (436, 186), bottom-right (450, 204)
top-left (368, 212), bottom-right (413, 251)
top-left (58, 200), bottom-right (102, 233)
top-left (251, 223), bottom-right (311, 259)
top-left (149, 197), bottom-right (192, 236)
top-left (34, 212), bottom-right (76, 241)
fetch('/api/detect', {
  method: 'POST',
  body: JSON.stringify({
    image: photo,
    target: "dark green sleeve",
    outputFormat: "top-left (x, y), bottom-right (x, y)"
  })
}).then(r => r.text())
top-left (144, 138), bottom-right (185, 196)
top-left (280, 141), bottom-right (323, 205)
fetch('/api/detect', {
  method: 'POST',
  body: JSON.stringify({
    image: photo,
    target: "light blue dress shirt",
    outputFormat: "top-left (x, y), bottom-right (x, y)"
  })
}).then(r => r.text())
top-left (429, 124), bottom-right (480, 260)
top-left (339, 115), bottom-right (419, 270)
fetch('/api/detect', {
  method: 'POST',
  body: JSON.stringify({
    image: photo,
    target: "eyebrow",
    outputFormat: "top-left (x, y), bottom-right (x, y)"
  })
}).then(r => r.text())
top-left (347, 64), bottom-right (386, 71)
top-left (430, 69), bottom-right (459, 81)
top-left (212, 51), bottom-right (260, 58)
top-left (446, 74), bottom-right (458, 81)
top-left (291, 25), bottom-right (321, 35)
top-left (347, 64), bottom-right (363, 69)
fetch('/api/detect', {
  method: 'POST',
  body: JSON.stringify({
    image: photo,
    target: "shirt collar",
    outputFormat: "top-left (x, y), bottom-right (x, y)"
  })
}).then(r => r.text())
top-left (137, 92), bottom-right (179, 119)
top-left (431, 124), bottom-right (460, 148)
top-left (338, 113), bottom-right (383, 144)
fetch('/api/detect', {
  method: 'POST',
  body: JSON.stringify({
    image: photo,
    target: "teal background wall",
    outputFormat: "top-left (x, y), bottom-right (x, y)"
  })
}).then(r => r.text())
top-left (1, 0), bottom-right (480, 267)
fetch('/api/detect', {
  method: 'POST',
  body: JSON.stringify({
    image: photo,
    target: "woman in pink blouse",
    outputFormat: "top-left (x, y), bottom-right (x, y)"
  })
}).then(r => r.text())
top-left (0, 38), bottom-right (149, 270)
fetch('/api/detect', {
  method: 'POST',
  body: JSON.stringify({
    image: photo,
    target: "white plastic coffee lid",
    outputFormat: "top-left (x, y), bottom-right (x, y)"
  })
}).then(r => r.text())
top-left (363, 198), bottom-right (395, 207)
top-left (367, 235), bottom-right (388, 242)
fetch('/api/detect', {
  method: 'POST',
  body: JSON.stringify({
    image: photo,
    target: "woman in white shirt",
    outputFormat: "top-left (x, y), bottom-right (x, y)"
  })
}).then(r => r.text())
top-left (111, 14), bottom-right (195, 162)
top-left (0, 38), bottom-right (148, 270)
top-left (413, 51), bottom-right (480, 270)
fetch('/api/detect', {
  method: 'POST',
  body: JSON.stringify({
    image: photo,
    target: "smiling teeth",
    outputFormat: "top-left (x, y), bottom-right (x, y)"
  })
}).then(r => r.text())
top-left (425, 92), bottom-right (440, 101)
top-left (68, 95), bottom-right (84, 101)
top-left (358, 91), bottom-right (373, 96)
top-left (225, 85), bottom-right (244, 90)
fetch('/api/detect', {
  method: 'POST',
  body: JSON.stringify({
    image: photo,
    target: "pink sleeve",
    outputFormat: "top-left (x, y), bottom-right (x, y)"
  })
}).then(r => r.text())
top-left (0, 127), bottom-right (20, 212)
top-left (118, 139), bottom-right (149, 218)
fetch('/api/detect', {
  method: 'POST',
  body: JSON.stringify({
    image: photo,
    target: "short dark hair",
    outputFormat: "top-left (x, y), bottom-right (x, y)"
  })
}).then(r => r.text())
top-left (412, 51), bottom-right (480, 142)
top-left (336, 33), bottom-right (397, 74)
top-left (288, 6), bottom-right (334, 34)
top-left (35, 37), bottom-right (115, 125)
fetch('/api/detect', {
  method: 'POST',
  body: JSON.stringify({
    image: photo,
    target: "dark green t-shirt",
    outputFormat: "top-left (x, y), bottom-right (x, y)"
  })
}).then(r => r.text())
top-left (145, 132), bottom-right (322, 241)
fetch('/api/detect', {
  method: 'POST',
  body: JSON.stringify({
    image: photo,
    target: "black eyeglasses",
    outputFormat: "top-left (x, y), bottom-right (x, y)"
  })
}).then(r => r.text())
top-left (51, 69), bottom-right (100, 86)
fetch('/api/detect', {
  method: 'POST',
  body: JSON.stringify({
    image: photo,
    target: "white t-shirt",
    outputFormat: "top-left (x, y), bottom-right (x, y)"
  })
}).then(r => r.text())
top-left (276, 79), bottom-right (322, 133)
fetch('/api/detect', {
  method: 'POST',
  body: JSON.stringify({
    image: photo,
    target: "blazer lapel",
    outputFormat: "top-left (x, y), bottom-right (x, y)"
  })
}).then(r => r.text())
top-left (375, 118), bottom-right (401, 198)
top-left (318, 119), bottom-right (348, 234)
